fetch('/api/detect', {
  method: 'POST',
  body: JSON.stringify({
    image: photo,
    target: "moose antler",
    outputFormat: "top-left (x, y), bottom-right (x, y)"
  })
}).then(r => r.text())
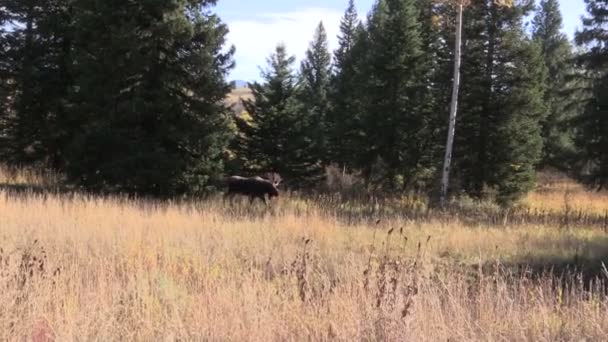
top-left (266, 172), bottom-right (282, 187)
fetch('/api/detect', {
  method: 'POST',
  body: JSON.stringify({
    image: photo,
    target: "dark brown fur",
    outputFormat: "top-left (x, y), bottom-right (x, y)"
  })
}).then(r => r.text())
top-left (225, 174), bottom-right (281, 204)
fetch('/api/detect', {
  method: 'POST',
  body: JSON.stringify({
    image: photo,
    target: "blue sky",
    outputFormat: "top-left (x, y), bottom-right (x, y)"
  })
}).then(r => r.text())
top-left (215, 0), bottom-right (588, 81)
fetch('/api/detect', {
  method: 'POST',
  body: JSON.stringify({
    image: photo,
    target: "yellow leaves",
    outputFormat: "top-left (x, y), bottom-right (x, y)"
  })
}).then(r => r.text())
top-left (494, 0), bottom-right (514, 7)
top-left (431, 14), bottom-right (443, 29)
top-left (435, 0), bottom-right (471, 6)
top-left (238, 110), bottom-right (253, 123)
top-left (510, 163), bottom-right (523, 171)
top-left (436, 0), bottom-right (512, 8)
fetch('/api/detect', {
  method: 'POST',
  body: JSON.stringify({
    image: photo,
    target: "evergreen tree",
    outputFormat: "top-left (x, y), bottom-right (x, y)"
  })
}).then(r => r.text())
top-left (0, 0), bottom-right (73, 168)
top-left (334, 0), bottom-right (359, 73)
top-left (417, 0), bottom-right (457, 202)
top-left (532, 0), bottom-right (577, 167)
top-left (235, 44), bottom-right (321, 185)
top-left (416, 0), bottom-right (453, 116)
top-left (357, 0), bottom-right (436, 189)
top-left (454, 0), bottom-right (545, 204)
top-left (328, 0), bottom-right (365, 168)
top-left (493, 33), bottom-right (546, 204)
top-left (299, 22), bottom-right (332, 165)
top-left (0, 13), bottom-right (9, 139)
top-left (574, 0), bottom-right (608, 189)
top-left (65, 0), bottom-right (235, 196)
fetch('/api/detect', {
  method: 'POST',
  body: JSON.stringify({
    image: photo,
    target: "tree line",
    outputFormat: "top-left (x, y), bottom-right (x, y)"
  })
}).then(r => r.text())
top-left (0, 0), bottom-right (606, 205)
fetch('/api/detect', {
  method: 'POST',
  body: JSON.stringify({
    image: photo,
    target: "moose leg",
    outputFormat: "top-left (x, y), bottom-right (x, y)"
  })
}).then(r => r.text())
top-left (224, 192), bottom-right (235, 205)
top-left (249, 195), bottom-right (267, 205)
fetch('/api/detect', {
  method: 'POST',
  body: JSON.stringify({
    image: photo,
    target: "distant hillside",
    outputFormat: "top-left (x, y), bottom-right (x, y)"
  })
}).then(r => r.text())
top-left (231, 80), bottom-right (249, 88)
top-left (226, 86), bottom-right (253, 115)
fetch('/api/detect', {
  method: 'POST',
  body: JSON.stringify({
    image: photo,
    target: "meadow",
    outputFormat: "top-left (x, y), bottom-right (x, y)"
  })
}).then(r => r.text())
top-left (0, 168), bottom-right (607, 341)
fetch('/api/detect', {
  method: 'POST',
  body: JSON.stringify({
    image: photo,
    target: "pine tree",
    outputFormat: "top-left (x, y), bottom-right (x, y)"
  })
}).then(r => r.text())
top-left (357, 0), bottom-right (436, 190)
top-left (334, 0), bottom-right (360, 72)
top-left (0, 0), bottom-right (73, 168)
top-left (65, 0), bottom-right (235, 196)
top-left (0, 14), bottom-right (9, 141)
top-left (532, 0), bottom-right (577, 167)
top-left (420, 0), bottom-right (467, 205)
top-left (416, 0), bottom-right (454, 119)
top-left (574, 0), bottom-right (608, 189)
top-left (454, 0), bottom-right (545, 204)
top-left (235, 44), bottom-right (321, 185)
top-left (328, 0), bottom-right (365, 168)
top-left (299, 22), bottom-right (332, 165)
top-left (493, 32), bottom-right (546, 204)
top-left (417, 0), bottom-right (455, 195)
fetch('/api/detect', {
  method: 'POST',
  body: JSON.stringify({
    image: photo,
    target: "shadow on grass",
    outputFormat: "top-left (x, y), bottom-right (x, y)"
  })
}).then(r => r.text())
top-left (479, 236), bottom-right (608, 292)
top-left (311, 194), bottom-right (608, 229)
top-left (0, 183), bottom-right (75, 196)
top-left (0, 183), bottom-right (88, 205)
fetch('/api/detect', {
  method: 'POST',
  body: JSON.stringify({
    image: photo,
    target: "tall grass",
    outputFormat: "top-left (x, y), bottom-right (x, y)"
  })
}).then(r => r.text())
top-left (524, 171), bottom-right (608, 216)
top-left (0, 187), bottom-right (606, 341)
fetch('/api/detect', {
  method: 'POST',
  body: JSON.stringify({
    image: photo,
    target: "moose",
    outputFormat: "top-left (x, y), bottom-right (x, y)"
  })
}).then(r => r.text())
top-left (225, 173), bottom-right (282, 205)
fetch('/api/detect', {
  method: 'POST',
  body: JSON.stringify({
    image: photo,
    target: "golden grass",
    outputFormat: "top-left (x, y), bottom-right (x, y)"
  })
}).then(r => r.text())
top-left (523, 178), bottom-right (608, 216)
top-left (226, 87), bottom-right (253, 107)
top-left (0, 165), bottom-right (62, 188)
top-left (0, 190), bottom-right (607, 341)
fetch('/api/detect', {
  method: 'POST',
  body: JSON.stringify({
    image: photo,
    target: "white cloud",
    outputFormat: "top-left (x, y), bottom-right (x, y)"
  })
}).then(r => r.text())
top-left (224, 7), bottom-right (343, 81)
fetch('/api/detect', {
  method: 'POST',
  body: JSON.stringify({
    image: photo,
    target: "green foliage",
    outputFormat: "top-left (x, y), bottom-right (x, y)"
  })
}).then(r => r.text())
top-left (532, 0), bottom-right (578, 168)
top-left (328, 1), bottom-right (367, 168)
top-left (0, 0), bottom-right (73, 167)
top-left (0, 0), bottom-right (235, 196)
top-left (299, 22), bottom-right (332, 165)
top-left (574, 0), bottom-right (608, 189)
top-left (235, 44), bottom-right (321, 185)
top-left (454, 0), bottom-right (545, 205)
top-left (415, 0), bottom-right (455, 191)
top-left (333, 0), bottom-right (359, 74)
top-left (0, 0), bottom-right (602, 204)
top-left (355, 0), bottom-right (439, 190)
top-left (493, 38), bottom-right (546, 205)
top-left (63, 0), bottom-right (234, 196)
top-left (0, 19), bottom-right (8, 140)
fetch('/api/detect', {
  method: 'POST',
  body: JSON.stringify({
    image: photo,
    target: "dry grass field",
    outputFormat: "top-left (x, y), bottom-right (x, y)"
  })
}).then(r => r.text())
top-left (523, 171), bottom-right (608, 216)
top-left (225, 87), bottom-right (253, 116)
top-left (0, 167), bottom-right (607, 341)
top-left (226, 87), bottom-right (253, 103)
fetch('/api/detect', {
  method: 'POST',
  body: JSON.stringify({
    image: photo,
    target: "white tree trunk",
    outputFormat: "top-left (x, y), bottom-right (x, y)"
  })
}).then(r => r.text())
top-left (440, 2), bottom-right (464, 208)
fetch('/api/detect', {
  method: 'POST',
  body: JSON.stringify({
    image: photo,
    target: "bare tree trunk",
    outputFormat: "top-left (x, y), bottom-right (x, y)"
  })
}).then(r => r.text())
top-left (440, 2), bottom-right (464, 208)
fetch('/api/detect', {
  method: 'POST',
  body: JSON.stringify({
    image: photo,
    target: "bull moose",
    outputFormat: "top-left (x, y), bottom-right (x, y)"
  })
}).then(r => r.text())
top-left (225, 173), bottom-right (282, 205)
